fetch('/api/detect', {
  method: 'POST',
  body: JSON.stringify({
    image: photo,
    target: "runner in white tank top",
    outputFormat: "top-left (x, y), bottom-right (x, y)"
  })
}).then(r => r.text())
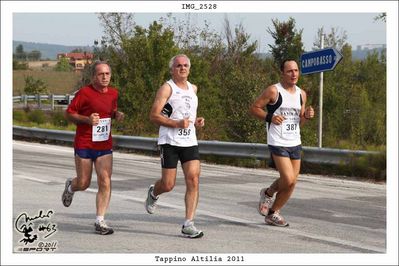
top-left (146, 54), bottom-right (205, 238)
top-left (267, 82), bottom-right (302, 147)
top-left (250, 59), bottom-right (315, 227)
top-left (158, 79), bottom-right (198, 147)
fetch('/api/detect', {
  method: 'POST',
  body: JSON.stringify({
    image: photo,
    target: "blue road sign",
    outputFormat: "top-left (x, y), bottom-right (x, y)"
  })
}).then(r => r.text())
top-left (300, 48), bottom-right (343, 75)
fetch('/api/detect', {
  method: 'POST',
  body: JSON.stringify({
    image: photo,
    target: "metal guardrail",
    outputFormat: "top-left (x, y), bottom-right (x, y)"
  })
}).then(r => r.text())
top-left (13, 94), bottom-right (74, 102)
top-left (13, 94), bottom-right (75, 109)
top-left (12, 126), bottom-right (381, 165)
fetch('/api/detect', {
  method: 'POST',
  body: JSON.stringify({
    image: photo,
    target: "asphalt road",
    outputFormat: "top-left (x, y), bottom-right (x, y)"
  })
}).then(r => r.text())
top-left (9, 140), bottom-right (388, 264)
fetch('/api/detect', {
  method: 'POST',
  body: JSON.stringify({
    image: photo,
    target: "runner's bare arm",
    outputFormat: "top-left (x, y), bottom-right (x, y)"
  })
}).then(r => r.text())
top-left (149, 83), bottom-right (189, 129)
top-left (300, 90), bottom-right (314, 126)
top-left (249, 85), bottom-right (280, 123)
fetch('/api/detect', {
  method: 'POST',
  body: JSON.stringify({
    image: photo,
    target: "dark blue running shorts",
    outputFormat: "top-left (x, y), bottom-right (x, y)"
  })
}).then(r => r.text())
top-left (268, 145), bottom-right (302, 160)
top-left (160, 144), bottom-right (200, 169)
top-left (74, 149), bottom-right (113, 160)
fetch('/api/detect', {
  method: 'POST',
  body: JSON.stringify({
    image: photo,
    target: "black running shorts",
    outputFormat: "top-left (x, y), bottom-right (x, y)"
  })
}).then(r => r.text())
top-left (159, 144), bottom-right (200, 169)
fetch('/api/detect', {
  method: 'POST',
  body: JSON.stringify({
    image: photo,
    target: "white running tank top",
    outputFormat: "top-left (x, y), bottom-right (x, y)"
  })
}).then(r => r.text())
top-left (267, 83), bottom-right (302, 147)
top-left (158, 79), bottom-right (198, 147)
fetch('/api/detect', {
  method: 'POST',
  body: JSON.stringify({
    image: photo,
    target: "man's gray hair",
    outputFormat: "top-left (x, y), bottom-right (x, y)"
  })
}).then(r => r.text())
top-left (168, 54), bottom-right (191, 71)
top-left (91, 60), bottom-right (111, 77)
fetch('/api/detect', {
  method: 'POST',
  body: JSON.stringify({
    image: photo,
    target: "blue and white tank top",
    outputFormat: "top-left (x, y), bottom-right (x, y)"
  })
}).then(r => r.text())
top-left (266, 83), bottom-right (302, 147)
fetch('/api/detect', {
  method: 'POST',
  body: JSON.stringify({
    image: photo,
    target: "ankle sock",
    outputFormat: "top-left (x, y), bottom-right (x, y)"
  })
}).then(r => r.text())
top-left (96, 216), bottom-right (104, 224)
top-left (183, 219), bottom-right (192, 227)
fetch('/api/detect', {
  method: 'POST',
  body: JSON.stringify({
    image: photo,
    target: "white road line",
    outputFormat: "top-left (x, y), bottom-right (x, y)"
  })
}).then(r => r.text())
top-left (14, 174), bottom-right (52, 183)
top-left (110, 190), bottom-right (385, 253)
top-left (89, 188), bottom-right (387, 253)
top-left (13, 141), bottom-right (72, 153)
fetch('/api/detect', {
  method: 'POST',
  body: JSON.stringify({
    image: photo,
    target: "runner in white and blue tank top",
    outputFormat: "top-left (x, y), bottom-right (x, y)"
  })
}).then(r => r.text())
top-left (266, 82), bottom-right (302, 147)
top-left (250, 59), bottom-right (315, 227)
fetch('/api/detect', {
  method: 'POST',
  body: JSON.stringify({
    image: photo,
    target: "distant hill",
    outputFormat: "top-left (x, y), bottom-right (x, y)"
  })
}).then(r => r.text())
top-left (13, 40), bottom-right (385, 61)
top-left (252, 48), bottom-right (386, 61)
top-left (13, 41), bottom-right (93, 60)
top-left (352, 47), bottom-right (386, 60)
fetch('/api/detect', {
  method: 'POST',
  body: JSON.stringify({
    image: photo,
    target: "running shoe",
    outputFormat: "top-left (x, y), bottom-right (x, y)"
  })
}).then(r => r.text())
top-left (181, 221), bottom-right (204, 238)
top-left (145, 185), bottom-right (158, 214)
top-left (94, 220), bottom-right (114, 235)
top-left (265, 211), bottom-right (289, 227)
top-left (62, 178), bottom-right (74, 207)
top-left (258, 187), bottom-right (273, 216)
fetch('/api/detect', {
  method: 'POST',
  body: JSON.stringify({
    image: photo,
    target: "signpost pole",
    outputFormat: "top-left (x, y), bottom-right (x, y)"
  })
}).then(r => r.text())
top-left (318, 32), bottom-right (324, 148)
top-left (300, 35), bottom-right (342, 148)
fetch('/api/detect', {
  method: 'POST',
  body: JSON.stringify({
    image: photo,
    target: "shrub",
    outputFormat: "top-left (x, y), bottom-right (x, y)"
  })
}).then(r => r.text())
top-left (27, 109), bottom-right (47, 124)
top-left (51, 110), bottom-right (68, 127)
top-left (24, 75), bottom-right (48, 95)
top-left (301, 151), bottom-right (386, 182)
top-left (54, 57), bottom-right (73, 72)
top-left (349, 152), bottom-right (386, 181)
top-left (13, 109), bottom-right (28, 122)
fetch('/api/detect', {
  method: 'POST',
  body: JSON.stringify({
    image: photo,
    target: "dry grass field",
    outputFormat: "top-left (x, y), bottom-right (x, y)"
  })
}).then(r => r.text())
top-left (13, 61), bottom-right (82, 95)
top-left (28, 60), bottom-right (58, 69)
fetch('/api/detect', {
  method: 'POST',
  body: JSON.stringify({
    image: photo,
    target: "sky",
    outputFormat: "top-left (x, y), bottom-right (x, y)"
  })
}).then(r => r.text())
top-left (2, 1), bottom-right (399, 266)
top-left (12, 12), bottom-right (386, 52)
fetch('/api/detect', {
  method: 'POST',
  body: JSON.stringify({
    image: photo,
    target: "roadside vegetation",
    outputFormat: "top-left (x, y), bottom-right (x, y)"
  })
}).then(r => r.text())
top-left (12, 13), bottom-right (386, 181)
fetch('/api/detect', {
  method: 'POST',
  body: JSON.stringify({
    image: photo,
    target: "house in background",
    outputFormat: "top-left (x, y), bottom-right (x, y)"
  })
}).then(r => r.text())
top-left (56, 52), bottom-right (94, 71)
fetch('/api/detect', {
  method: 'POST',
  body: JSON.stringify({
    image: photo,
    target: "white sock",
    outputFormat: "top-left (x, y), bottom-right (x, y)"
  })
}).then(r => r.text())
top-left (183, 219), bottom-right (192, 227)
top-left (67, 185), bottom-right (74, 193)
top-left (96, 216), bottom-right (104, 224)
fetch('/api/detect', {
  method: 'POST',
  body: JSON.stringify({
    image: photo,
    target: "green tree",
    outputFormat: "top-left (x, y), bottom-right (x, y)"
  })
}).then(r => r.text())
top-left (267, 17), bottom-right (304, 68)
top-left (23, 76), bottom-right (48, 95)
top-left (321, 44), bottom-right (353, 147)
top-left (54, 57), bottom-right (73, 72)
top-left (346, 84), bottom-right (371, 146)
top-left (99, 13), bottom-right (134, 40)
top-left (313, 27), bottom-right (348, 50)
top-left (14, 44), bottom-right (27, 61)
top-left (224, 18), bottom-right (258, 62)
top-left (93, 39), bottom-right (109, 61)
top-left (317, 41), bottom-right (386, 149)
top-left (94, 13), bottom-right (386, 155)
top-left (99, 13), bottom-right (179, 135)
top-left (16, 44), bottom-right (24, 54)
top-left (213, 19), bottom-right (268, 142)
top-left (354, 51), bottom-right (386, 146)
top-left (27, 50), bottom-right (42, 61)
top-left (299, 26), bottom-right (350, 147)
